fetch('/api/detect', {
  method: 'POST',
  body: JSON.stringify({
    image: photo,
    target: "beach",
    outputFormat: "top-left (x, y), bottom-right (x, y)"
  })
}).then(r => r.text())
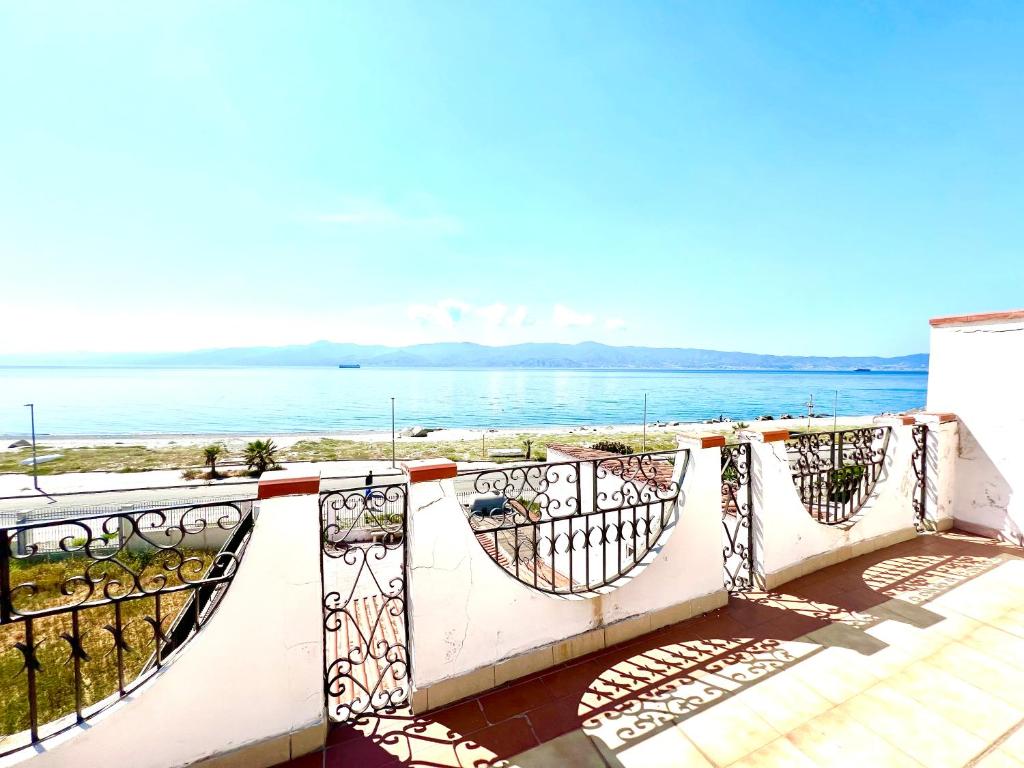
top-left (0, 415), bottom-right (885, 503)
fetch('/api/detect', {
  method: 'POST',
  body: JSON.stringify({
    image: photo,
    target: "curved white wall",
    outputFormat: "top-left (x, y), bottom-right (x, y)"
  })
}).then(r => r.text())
top-left (408, 441), bottom-right (724, 706)
top-left (750, 421), bottom-right (918, 588)
top-left (3, 495), bottom-right (326, 768)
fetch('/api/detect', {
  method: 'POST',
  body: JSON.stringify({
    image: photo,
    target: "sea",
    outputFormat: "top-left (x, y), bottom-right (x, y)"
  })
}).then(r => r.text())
top-left (0, 367), bottom-right (928, 438)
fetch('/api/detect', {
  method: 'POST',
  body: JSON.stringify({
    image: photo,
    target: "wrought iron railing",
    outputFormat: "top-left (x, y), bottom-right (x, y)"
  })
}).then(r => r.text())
top-left (721, 443), bottom-right (755, 591)
top-left (0, 499), bottom-right (256, 754)
top-left (786, 427), bottom-right (891, 525)
top-left (911, 423), bottom-right (929, 529)
top-left (319, 485), bottom-right (409, 720)
top-left (456, 449), bottom-right (688, 595)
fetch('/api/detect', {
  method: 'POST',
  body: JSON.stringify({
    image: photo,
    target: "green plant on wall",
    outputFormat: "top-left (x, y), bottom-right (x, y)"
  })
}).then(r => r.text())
top-left (827, 464), bottom-right (865, 502)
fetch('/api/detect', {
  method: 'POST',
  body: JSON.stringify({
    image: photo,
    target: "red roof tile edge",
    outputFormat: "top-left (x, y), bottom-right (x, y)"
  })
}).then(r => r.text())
top-left (546, 444), bottom-right (677, 492)
top-left (930, 309), bottom-right (1024, 327)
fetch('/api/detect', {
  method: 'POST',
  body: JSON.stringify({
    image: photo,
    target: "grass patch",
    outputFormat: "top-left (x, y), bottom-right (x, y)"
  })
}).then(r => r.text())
top-left (0, 424), bottom-right (866, 477)
top-left (0, 445), bottom-right (212, 476)
top-left (281, 431), bottom-right (683, 464)
top-left (0, 549), bottom-right (214, 739)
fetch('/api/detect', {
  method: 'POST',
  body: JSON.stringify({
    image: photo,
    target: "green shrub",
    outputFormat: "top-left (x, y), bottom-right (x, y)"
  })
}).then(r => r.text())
top-left (828, 465), bottom-right (866, 502)
top-left (591, 440), bottom-right (633, 455)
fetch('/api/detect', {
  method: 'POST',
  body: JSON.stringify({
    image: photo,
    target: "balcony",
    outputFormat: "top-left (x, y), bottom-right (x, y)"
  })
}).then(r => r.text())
top-left (289, 529), bottom-right (1024, 767)
top-left (0, 309), bottom-right (1022, 768)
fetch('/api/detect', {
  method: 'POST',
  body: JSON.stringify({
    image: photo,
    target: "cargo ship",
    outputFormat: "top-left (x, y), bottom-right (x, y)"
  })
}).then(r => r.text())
top-left (337, 363), bottom-right (361, 369)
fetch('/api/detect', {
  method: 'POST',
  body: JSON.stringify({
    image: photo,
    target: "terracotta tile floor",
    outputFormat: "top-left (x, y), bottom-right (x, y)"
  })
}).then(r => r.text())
top-left (278, 530), bottom-right (1024, 767)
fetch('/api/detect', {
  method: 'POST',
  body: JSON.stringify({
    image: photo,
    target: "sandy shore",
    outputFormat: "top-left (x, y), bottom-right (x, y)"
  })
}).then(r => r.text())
top-left (3, 415), bottom-right (883, 452)
top-left (0, 415), bottom-right (892, 503)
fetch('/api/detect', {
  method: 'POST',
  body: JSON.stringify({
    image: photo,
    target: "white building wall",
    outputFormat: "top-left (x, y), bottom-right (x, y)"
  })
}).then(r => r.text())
top-left (927, 313), bottom-right (1024, 542)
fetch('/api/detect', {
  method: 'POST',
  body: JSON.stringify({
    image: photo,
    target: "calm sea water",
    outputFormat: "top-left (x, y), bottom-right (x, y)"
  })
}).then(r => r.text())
top-left (0, 367), bottom-right (928, 437)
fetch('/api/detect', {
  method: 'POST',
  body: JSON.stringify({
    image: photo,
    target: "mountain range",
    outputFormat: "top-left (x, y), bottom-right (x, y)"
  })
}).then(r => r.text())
top-left (0, 341), bottom-right (929, 371)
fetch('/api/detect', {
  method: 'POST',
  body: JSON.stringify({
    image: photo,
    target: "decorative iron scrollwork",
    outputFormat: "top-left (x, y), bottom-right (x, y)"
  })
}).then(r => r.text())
top-left (320, 485), bottom-right (409, 720)
top-left (457, 449), bottom-right (687, 595)
top-left (0, 499), bottom-right (255, 753)
top-left (721, 443), bottom-right (755, 591)
top-left (911, 423), bottom-right (929, 529)
top-left (786, 427), bottom-right (891, 525)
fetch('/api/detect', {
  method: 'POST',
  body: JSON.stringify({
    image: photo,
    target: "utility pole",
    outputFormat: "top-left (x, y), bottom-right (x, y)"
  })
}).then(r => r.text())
top-left (643, 393), bottom-right (648, 452)
top-left (390, 397), bottom-right (396, 469)
top-left (24, 403), bottom-right (39, 492)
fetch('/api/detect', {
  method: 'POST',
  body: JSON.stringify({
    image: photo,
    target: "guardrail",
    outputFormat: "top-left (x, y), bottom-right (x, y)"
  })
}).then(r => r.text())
top-left (456, 450), bottom-right (688, 595)
top-left (786, 427), bottom-right (891, 525)
top-left (0, 498), bottom-right (256, 755)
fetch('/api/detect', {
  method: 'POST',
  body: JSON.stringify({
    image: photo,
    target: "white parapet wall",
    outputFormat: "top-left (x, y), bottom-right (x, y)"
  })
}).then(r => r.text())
top-left (748, 421), bottom-right (919, 590)
top-left (406, 441), bottom-right (726, 712)
top-left (919, 415), bottom-right (958, 532)
top-left (3, 493), bottom-right (327, 768)
top-left (927, 310), bottom-right (1024, 543)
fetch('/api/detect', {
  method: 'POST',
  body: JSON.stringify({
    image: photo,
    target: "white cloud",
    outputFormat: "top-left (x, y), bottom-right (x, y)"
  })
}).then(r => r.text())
top-left (605, 317), bottom-right (627, 331)
top-left (406, 300), bottom-right (532, 332)
top-left (407, 299), bottom-right (470, 328)
top-left (552, 304), bottom-right (595, 329)
top-left (507, 306), bottom-right (529, 327)
top-left (312, 201), bottom-right (461, 234)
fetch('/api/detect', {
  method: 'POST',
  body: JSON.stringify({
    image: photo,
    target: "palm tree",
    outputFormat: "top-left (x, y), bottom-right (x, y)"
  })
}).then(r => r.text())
top-left (244, 439), bottom-right (278, 476)
top-left (202, 444), bottom-right (223, 477)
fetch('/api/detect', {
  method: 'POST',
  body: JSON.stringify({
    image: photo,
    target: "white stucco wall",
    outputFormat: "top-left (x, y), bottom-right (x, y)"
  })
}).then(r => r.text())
top-left (749, 421), bottom-right (918, 585)
top-left (927, 314), bottom-right (1024, 542)
top-left (921, 418), bottom-right (958, 530)
top-left (3, 495), bottom-right (326, 768)
top-left (408, 442), bottom-right (723, 692)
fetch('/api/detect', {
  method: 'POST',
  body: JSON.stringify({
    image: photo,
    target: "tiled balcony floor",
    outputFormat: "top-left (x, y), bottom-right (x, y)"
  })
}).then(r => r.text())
top-left (282, 530), bottom-right (1024, 767)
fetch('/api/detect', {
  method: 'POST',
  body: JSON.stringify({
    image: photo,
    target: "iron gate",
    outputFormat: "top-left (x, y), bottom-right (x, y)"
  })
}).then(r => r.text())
top-left (721, 443), bottom-right (756, 591)
top-left (912, 424), bottom-right (929, 530)
top-left (319, 484), bottom-right (410, 721)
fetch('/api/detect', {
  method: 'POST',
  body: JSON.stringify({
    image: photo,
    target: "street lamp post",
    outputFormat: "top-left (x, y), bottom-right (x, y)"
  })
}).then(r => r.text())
top-left (833, 389), bottom-right (839, 433)
top-left (391, 397), bottom-right (396, 469)
top-left (24, 403), bottom-right (39, 491)
top-left (643, 393), bottom-right (648, 452)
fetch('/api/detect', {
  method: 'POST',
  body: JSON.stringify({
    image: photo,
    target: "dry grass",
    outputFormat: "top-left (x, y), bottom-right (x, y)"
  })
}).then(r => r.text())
top-left (283, 431), bottom-right (685, 464)
top-left (0, 424), bottom-right (864, 477)
top-left (0, 550), bottom-right (214, 739)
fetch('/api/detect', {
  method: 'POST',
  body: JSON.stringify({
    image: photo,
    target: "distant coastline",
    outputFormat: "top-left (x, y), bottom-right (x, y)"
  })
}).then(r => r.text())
top-left (0, 340), bottom-right (929, 371)
top-left (0, 366), bottom-right (926, 438)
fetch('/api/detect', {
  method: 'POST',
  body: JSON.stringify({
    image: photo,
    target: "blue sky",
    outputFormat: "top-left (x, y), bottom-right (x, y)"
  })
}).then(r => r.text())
top-left (1, 1), bottom-right (1021, 357)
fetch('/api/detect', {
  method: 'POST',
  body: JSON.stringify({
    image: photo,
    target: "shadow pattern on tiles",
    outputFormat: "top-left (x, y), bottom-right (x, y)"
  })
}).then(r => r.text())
top-left (296, 531), bottom-right (1024, 768)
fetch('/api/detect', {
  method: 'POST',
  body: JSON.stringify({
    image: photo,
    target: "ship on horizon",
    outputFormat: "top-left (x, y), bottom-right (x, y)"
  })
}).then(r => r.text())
top-left (337, 363), bottom-right (361, 369)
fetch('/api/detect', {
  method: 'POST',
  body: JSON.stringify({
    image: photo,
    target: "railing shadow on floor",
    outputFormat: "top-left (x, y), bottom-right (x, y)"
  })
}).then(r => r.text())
top-left (312, 531), bottom-right (1024, 768)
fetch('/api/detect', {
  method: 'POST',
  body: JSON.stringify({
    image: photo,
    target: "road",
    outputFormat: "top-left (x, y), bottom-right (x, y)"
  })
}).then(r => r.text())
top-left (0, 462), bottom-right (407, 517)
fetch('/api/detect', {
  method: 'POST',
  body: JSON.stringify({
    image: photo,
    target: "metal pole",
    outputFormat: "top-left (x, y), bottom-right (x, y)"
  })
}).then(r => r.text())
top-left (643, 393), bottom-right (648, 452)
top-left (390, 397), bottom-right (396, 469)
top-left (481, 432), bottom-right (486, 460)
top-left (833, 389), bottom-right (838, 433)
top-left (24, 403), bottom-right (39, 491)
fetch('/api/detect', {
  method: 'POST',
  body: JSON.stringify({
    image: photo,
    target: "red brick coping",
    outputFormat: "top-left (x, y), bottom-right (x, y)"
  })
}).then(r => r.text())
top-left (930, 309), bottom-right (1024, 327)
top-left (401, 459), bottom-right (458, 484)
top-left (257, 468), bottom-right (321, 499)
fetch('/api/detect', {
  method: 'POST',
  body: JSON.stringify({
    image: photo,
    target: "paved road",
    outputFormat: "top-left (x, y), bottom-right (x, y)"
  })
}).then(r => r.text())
top-left (0, 468), bottom-right (406, 517)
